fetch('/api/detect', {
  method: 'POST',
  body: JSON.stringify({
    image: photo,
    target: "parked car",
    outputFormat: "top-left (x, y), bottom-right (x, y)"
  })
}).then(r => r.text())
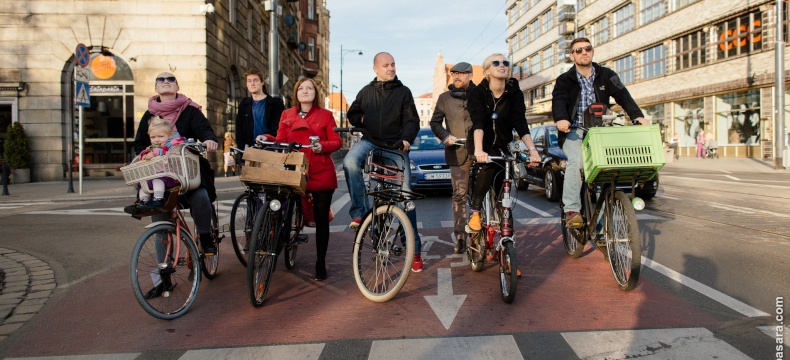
top-left (511, 125), bottom-right (659, 201)
top-left (409, 128), bottom-right (452, 191)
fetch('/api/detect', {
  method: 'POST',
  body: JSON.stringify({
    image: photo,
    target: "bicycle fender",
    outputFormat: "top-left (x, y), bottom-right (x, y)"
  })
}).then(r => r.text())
top-left (144, 221), bottom-right (174, 230)
top-left (499, 236), bottom-right (515, 248)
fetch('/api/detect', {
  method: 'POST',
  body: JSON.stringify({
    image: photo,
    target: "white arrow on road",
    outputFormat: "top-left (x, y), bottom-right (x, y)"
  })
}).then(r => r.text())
top-left (424, 267), bottom-right (466, 330)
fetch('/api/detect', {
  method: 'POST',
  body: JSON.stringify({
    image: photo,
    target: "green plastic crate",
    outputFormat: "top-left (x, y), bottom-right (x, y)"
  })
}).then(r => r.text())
top-left (582, 125), bottom-right (665, 184)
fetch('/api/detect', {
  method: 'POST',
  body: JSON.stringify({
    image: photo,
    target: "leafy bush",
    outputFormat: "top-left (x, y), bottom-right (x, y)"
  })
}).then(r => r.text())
top-left (4, 122), bottom-right (32, 169)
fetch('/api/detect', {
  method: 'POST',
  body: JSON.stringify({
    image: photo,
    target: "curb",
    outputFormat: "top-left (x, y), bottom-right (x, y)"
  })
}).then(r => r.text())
top-left (0, 248), bottom-right (55, 342)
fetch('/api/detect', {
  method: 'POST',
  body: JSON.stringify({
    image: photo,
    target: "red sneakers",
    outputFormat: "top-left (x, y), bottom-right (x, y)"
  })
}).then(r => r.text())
top-left (349, 218), bottom-right (362, 230)
top-left (411, 254), bottom-right (423, 273)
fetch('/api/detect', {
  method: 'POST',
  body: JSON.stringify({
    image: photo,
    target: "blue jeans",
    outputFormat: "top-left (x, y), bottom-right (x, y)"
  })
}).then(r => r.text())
top-left (561, 128), bottom-right (584, 213)
top-left (343, 139), bottom-right (422, 254)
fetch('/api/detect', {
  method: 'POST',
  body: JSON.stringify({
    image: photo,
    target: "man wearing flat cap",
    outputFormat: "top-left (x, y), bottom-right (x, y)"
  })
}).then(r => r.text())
top-left (430, 62), bottom-right (476, 253)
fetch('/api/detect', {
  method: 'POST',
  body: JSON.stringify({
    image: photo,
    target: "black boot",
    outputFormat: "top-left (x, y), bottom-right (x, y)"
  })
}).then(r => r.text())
top-left (200, 232), bottom-right (216, 254)
top-left (453, 233), bottom-right (466, 254)
top-left (315, 261), bottom-right (327, 281)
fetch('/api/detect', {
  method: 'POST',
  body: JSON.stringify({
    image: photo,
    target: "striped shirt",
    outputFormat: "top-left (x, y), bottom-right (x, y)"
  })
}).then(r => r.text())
top-left (574, 67), bottom-right (596, 127)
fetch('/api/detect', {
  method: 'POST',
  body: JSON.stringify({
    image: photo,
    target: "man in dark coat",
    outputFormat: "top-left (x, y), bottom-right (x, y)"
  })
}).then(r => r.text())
top-left (343, 52), bottom-right (425, 272)
top-left (430, 61), bottom-right (475, 253)
top-left (235, 69), bottom-right (285, 149)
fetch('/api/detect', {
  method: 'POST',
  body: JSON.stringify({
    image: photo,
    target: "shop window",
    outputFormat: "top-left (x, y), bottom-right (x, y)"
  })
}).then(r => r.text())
top-left (715, 90), bottom-right (761, 145)
top-left (674, 98), bottom-right (704, 146)
top-left (642, 104), bottom-right (667, 141)
top-left (0, 104), bottom-right (11, 159)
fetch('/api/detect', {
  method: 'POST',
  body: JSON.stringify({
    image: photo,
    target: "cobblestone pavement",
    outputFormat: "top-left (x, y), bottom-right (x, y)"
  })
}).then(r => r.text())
top-left (0, 248), bottom-right (55, 342)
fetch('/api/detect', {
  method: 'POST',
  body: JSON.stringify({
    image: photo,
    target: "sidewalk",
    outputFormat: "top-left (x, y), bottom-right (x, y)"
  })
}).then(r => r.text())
top-left (661, 156), bottom-right (787, 174)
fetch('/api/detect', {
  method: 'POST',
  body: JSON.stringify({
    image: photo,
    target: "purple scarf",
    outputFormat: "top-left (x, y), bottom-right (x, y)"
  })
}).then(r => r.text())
top-left (147, 94), bottom-right (202, 130)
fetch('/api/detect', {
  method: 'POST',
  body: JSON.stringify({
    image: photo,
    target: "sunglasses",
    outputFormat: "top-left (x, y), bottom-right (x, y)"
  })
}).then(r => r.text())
top-left (572, 45), bottom-right (594, 54)
top-left (491, 60), bottom-right (510, 67)
top-left (155, 76), bottom-right (177, 84)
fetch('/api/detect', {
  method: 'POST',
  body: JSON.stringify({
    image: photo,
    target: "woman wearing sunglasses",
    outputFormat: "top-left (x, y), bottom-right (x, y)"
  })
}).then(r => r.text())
top-left (466, 54), bottom-right (540, 238)
top-left (133, 72), bottom-right (220, 259)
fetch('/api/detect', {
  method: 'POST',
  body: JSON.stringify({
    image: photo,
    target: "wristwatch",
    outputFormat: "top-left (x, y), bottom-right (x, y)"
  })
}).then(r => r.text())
top-left (528, 146), bottom-right (537, 151)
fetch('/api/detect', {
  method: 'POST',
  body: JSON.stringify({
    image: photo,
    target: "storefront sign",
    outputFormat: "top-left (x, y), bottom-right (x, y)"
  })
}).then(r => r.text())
top-left (90, 85), bottom-right (123, 93)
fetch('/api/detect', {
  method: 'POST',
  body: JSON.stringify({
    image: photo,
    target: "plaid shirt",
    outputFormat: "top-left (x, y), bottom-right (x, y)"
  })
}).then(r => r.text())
top-left (574, 67), bottom-right (596, 127)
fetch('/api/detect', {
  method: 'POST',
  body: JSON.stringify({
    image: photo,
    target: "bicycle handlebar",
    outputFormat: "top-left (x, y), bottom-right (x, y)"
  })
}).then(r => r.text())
top-left (334, 127), bottom-right (360, 134)
top-left (449, 138), bottom-right (466, 146)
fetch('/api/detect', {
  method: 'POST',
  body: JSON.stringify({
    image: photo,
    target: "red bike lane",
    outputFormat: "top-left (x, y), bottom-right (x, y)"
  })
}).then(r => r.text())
top-left (3, 224), bottom-right (720, 358)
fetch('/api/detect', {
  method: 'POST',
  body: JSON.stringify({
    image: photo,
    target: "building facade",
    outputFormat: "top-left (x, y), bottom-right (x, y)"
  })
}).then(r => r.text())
top-left (0, 0), bottom-right (329, 182)
top-left (508, 0), bottom-right (789, 159)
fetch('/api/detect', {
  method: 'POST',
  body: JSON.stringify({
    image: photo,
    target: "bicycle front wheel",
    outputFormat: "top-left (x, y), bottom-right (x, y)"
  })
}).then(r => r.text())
top-left (130, 224), bottom-right (200, 320)
top-left (352, 205), bottom-right (414, 302)
top-left (247, 205), bottom-right (280, 307)
top-left (468, 231), bottom-right (486, 272)
top-left (199, 204), bottom-right (220, 279)
top-left (499, 241), bottom-right (518, 303)
top-left (230, 192), bottom-right (256, 267)
top-left (605, 191), bottom-right (642, 291)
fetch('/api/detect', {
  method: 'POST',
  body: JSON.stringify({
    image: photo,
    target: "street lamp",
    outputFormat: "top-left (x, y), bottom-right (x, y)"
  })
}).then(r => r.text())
top-left (340, 45), bottom-right (363, 128)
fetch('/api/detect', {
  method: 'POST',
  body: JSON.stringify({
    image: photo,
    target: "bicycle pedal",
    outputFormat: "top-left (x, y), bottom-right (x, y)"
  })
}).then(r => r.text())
top-left (297, 234), bottom-right (308, 244)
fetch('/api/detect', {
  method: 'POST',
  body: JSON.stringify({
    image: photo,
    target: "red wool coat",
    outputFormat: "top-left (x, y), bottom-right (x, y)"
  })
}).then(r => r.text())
top-left (273, 107), bottom-right (341, 191)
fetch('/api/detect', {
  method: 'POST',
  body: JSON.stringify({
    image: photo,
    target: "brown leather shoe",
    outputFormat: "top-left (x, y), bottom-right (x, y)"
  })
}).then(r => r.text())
top-left (565, 212), bottom-right (583, 228)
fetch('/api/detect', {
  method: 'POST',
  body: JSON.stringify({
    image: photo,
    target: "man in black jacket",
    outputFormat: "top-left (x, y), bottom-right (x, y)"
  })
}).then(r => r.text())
top-left (429, 62), bottom-right (475, 254)
top-left (235, 69), bottom-right (285, 149)
top-left (343, 52), bottom-right (424, 272)
top-left (552, 38), bottom-right (647, 228)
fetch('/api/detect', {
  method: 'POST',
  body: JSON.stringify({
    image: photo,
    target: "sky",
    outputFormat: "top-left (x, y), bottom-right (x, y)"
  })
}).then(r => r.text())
top-left (326, 0), bottom-right (508, 104)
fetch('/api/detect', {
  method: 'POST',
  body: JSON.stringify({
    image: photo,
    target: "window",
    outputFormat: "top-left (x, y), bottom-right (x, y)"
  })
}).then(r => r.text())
top-left (577, 0), bottom-right (586, 11)
top-left (509, 6), bottom-right (518, 25)
top-left (0, 104), bottom-right (11, 159)
top-left (513, 62), bottom-right (522, 80)
top-left (674, 98), bottom-right (704, 146)
top-left (613, 4), bottom-right (635, 37)
top-left (715, 90), bottom-right (761, 145)
top-left (229, 0), bottom-right (237, 26)
top-left (510, 36), bottom-right (519, 53)
top-left (640, 0), bottom-right (666, 25)
top-left (521, 62), bottom-right (530, 78)
top-left (542, 46), bottom-right (555, 69)
top-left (247, 8), bottom-right (254, 41)
top-left (642, 104), bottom-right (667, 141)
top-left (576, 28), bottom-right (586, 40)
top-left (531, 19), bottom-right (541, 41)
top-left (675, 30), bottom-right (707, 71)
top-left (674, 0), bottom-right (698, 9)
top-left (530, 53), bottom-right (541, 75)
top-left (715, 11), bottom-right (762, 60)
top-left (640, 44), bottom-right (666, 79)
top-left (308, 37), bottom-right (316, 61)
top-left (592, 17), bottom-right (610, 46)
top-left (521, 28), bottom-right (530, 47)
top-left (521, 0), bottom-right (530, 14)
top-left (261, 22), bottom-right (268, 54)
top-left (613, 55), bottom-right (634, 84)
top-left (543, 9), bottom-right (554, 34)
top-left (308, 0), bottom-right (316, 20)
top-left (532, 126), bottom-right (546, 145)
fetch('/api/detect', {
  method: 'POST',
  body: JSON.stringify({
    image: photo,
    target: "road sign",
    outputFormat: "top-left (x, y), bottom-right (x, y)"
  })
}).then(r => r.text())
top-left (75, 81), bottom-right (90, 107)
top-left (74, 67), bottom-right (90, 83)
top-left (75, 43), bottom-right (89, 68)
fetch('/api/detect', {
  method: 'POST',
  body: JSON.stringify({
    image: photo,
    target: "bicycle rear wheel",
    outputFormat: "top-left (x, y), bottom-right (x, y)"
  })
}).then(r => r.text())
top-left (130, 224), bottom-right (200, 320)
top-left (605, 191), bottom-right (642, 291)
top-left (561, 212), bottom-right (584, 258)
top-left (499, 241), bottom-right (518, 303)
top-left (247, 204), bottom-right (280, 307)
top-left (283, 197), bottom-right (303, 270)
top-left (230, 192), bottom-right (256, 267)
top-left (199, 204), bottom-right (220, 279)
top-left (352, 205), bottom-right (414, 302)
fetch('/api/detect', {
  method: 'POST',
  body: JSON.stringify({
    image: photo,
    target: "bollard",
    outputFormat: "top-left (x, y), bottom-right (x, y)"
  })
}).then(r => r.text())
top-left (2, 163), bottom-right (9, 196)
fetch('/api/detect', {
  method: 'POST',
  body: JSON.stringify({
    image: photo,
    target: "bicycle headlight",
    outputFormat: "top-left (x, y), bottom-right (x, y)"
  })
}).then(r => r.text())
top-left (404, 201), bottom-right (416, 211)
top-left (269, 199), bottom-right (282, 211)
top-left (631, 197), bottom-right (645, 211)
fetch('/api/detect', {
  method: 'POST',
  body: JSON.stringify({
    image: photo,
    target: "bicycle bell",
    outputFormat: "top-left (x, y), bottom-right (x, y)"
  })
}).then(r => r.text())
top-left (309, 136), bottom-right (320, 146)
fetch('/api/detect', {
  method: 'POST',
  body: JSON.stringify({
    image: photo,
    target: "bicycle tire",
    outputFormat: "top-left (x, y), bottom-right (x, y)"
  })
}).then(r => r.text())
top-left (561, 212), bottom-right (584, 258)
top-left (499, 240), bottom-right (518, 304)
top-left (230, 192), bottom-right (256, 267)
top-left (247, 204), bottom-right (280, 307)
top-left (283, 197), bottom-right (303, 270)
top-left (199, 204), bottom-right (220, 279)
top-left (468, 231), bottom-right (486, 272)
top-left (605, 191), bottom-right (642, 291)
top-left (352, 205), bottom-right (414, 302)
top-left (130, 224), bottom-right (200, 320)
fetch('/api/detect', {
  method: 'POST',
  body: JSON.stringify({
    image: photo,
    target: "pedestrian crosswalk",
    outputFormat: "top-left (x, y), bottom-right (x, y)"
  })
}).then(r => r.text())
top-left (3, 327), bottom-right (767, 359)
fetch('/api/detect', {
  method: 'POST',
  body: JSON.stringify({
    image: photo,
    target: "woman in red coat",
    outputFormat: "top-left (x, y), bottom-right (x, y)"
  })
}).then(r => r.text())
top-left (259, 77), bottom-right (341, 280)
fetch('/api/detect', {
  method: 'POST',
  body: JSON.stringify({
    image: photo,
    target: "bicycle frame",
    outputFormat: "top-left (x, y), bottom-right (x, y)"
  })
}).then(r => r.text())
top-left (475, 156), bottom-right (517, 251)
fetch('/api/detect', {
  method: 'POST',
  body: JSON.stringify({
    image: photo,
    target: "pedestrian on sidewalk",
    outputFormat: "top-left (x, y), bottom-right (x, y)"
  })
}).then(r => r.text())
top-left (669, 133), bottom-right (679, 160)
top-left (259, 77), bottom-right (341, 281)
top-left (696, 130), bottom-right (706, 158)
top-left (429, 61), bottom-right (476, 254)
top-left (223, 132), bottom-right (236, 177)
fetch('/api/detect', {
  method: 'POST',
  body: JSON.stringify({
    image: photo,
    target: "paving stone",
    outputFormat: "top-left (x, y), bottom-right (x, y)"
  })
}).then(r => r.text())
top-left (0, 298), bottom-right (23, 306)
top-left (29, 283), bottom-right (55, 291)
top-left (0, 306), bottom-right (13, 319)
top-left (29, 279), bottom-right (55, 287)
top-left (30, 273), bottom-right (55, 281)
top-left (0, 323), bottom-right (23, 335)
top-left (29, 269), bottom-right (54, 276)
top-left (26, 290), bottom-right (51, 299)
top-left (2, 275), bottom-right (28, 283)
top-left (2, 280), bottom-right (29, 288)
top-left (0, 293), bottom-right (24, 301)
top-left (4, 313), bottom-right (34, 323)
top-left (17, 297), bottom-right (46, 305)
top-left (14, 304), bottom-right (44, 315)
top-left (0, 335), bottom-right (7, 342)
top-left (0, 285), bottom-right (27, 293)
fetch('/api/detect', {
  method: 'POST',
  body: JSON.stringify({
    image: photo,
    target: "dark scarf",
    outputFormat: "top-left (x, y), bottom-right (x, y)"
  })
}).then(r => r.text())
top-left (448, 82), bottom-right (475, 100)
top-left (370, 76), bottom-right (403, 90)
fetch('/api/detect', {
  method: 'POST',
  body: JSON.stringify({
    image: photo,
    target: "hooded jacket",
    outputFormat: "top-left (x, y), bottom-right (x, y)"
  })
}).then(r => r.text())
top-left (466, 77), bottom-right (531, 156)
top-left (346, 76), bottom-right (420, 149)
top-left (430, 82), bottom-right (475, 166)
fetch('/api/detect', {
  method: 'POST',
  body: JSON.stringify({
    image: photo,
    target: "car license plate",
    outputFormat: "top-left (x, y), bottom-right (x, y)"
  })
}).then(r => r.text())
top-left (425, 173), bottom-right (451, 180)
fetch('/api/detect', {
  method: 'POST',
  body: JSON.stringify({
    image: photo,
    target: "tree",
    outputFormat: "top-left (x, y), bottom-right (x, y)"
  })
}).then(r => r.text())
top-left (4, 122), bottom-right (32, 169)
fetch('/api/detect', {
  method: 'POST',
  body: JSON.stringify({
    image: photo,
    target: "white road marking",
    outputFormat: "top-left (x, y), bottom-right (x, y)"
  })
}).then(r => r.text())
top-left (642, 256), bottom-right (769, 317)
top-left (514, 198), bottom-right (552, 217)
top-left (661, 175), bottom-right (790, 190)
top-left (757, 325), bottom-right (789, 339)
top-left (719, 169), bottom-right (732, 174)
top-left (656, 194), bottom-right (679, 200)
top-left (562, 327), bottom-right (750, 360)
top-left (4, 354), bottom-right (140, 360)
top-left (369, 335), bottom-right (522, 360)
top-left (424, 268), bottom-right (466, 330)
top-left (723, 175), bottom-right (740, 181)
top-left (706, 201), bottom-right (790, 218)
top-left (179, 344), bottom-right (324, 360)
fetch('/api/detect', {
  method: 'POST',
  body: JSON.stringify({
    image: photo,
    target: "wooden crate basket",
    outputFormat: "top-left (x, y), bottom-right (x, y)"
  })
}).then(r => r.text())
top-left (240, 148), bottom-right (308, 195)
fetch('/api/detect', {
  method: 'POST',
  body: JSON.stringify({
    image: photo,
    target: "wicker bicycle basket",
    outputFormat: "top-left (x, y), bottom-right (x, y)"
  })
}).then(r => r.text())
top-left (120, 144), bottom-right (201, 192)
top-left (582, 124), bottom-right (666, 184)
